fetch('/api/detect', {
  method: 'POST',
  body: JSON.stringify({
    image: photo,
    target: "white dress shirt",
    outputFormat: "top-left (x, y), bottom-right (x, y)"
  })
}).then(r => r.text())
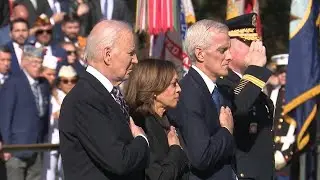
top-left (30, 0), bottom-right (38, 9)
top-left (64, 37), bottom-right (79, 47)
top-left (100, 0), bottom-right (114, 20)
top-left (13, 42), bottom-right (23, 66)
top-left (192, 65), bottom-right (217, 93)
top-left (35, 42), bottom-right (53, 56)
top-left (24, 69), bottom-right (36, 86)
top-left (50, 89), bottom-right (66, 145)
top-left (0, 73), bottom-right (8, 85)
top-left (233, 70), bottom-right (243, 78)
top-left (86, 65), bottom-right (149, 146)
top-left (24, 70), bottom-right (44, 115)
top-left (270, 85), bottom-right (281, 107)
top-left (47, 0), bottom-right (61, 13)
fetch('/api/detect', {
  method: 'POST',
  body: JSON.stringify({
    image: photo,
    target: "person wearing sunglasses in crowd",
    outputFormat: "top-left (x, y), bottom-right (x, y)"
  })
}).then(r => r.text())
top-left (124, 59), bottom-right (189, 180)
top-left (29, 14), bottom-right (66, 64)
top-left (57, 41), bottom-right (85, 75)
top-left (43, 65), bottom-right (78, 180)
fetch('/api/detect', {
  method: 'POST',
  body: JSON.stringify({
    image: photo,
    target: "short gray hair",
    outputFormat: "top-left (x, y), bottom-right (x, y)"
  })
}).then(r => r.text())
top-left (84, 20), bottom-right (133, 61)
top-left (185, 20), bottom-right (229, 63)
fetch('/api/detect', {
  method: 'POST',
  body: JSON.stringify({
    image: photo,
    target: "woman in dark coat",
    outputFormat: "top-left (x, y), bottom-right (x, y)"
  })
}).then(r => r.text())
top-left (125, 59), bottom-right (189, 180)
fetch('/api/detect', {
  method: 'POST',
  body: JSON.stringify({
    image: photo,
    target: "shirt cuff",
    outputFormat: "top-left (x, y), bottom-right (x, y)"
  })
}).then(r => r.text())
top-left (136, 134), bottom-right (149, 147)
top-left (50, 17), bottom-right (55, 25)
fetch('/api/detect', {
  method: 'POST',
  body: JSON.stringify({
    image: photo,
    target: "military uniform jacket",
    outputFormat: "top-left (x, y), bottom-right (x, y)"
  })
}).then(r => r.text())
top-left (269, 85), bottom-right (295, 176)
top-left (217, 65), bottom-right (274, 180)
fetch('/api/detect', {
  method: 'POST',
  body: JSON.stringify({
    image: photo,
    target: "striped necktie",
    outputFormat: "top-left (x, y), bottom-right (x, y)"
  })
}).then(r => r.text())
top-left (31, 81), bottom-right (44, 117)
top-left (111, 87), bottom-right (129, 120)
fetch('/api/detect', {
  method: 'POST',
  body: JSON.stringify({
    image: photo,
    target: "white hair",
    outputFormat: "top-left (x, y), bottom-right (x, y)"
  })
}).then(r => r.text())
top-left (185, 19), bottom-right (229, 63)
top-left (84, 20), bottom-right (133, 62)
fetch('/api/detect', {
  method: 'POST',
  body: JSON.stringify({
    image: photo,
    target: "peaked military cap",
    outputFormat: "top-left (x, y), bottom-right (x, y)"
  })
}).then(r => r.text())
top-left (271, 54), bottom-right (288, 74)
top-left (271, 54), bottom-right (288, 66)
top-left (226, 13), bottom-right (260, 42)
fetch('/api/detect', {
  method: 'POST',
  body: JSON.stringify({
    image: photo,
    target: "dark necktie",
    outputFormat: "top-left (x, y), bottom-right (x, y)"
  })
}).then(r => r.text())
top-left (212, 86), bottom-right (221, 114)
top-left (111, 87), bottom-right (129, 120)
top-left (31, 81), bottom-right (43, 116)
top-left (104, 0), bottom-right (108, 18)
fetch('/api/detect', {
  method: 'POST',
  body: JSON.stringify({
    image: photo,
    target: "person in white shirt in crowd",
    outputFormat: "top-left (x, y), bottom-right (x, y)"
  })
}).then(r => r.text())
top-left (43, 65), bottom-right (78, 180)
top-left (0, 3), bottom-right (29, 46)
top-left (0, 45), bottom-right (11, 88)
top-left (40, 55), bottom-right (58, 87)
top-left (6, 18), bottom-right (29, 74)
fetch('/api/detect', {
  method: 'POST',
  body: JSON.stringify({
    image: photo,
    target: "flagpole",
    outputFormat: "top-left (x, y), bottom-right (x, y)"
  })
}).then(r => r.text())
top-left (300, 153), bottom-right (306, 180)
top-left (316, 100), bottom-right (320, 180)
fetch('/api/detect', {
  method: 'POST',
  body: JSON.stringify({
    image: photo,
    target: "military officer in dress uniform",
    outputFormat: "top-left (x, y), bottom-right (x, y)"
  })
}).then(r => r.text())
top-left (267, 54), bottom-right (297, 180)
top-left (217, 13), bottom-right (275, 180)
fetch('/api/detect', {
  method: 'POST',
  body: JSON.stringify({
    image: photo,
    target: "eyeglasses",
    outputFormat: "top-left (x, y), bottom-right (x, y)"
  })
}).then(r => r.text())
top-left (61, 78), bottom-right (77, 84)
top-left (29, 60), bottom-right (43, 65)
top-left (66, 51), bottom-right (77, 55)
top-left (36, 30), bottom-right (53, 34)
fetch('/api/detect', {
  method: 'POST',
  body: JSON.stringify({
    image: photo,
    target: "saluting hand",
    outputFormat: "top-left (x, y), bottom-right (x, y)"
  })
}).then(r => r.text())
top-left (245, 41), bottom-right (267, 67)
top-left (219, 106), bottom-right (234, 134)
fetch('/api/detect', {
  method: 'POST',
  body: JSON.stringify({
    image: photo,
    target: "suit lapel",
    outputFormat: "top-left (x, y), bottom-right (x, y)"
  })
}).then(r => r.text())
top-left (38, 78), bottom-right (49, 114)
top-left (187, 68), bottom-right (219, 116)
top-left (227, 69), bottom-right (241, 84)
top-left (8, 42), bottom-right (21, 73)
top-left (93, 0), bottom-right (103, 20)
top-left (112, 0), bottom-right (120, 19)
top-left (80, 71), bottom-right (129, 125)
top-left (20, 72), bottom-right (39, 114)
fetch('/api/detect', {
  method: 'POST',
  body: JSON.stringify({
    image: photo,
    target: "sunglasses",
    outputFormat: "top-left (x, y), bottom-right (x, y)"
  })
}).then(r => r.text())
top-left (61, 78), bottom-right (77, 84)
top-left (66, 51), bottom-right (77, 55)
top-left (36, 30), bottom-right (53, 34)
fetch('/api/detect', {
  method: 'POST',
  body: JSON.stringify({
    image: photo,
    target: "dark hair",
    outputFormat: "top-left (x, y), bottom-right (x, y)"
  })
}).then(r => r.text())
top-left (124, 59), bottom-right (177, 116)
top-left (10, 18), bottom-right (29, 31)
top-left (0, 45), bottom-right (11, 54)
top-left (60, 41), bottom-right (76, 49)
top-left (275, 65), bottom-right (287, 75)
top-left (62, 14), bottom-right (80, 25)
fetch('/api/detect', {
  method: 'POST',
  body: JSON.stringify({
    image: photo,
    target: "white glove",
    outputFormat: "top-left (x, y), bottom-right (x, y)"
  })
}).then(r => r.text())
top-left (274, 150), bottom-right (287, 170)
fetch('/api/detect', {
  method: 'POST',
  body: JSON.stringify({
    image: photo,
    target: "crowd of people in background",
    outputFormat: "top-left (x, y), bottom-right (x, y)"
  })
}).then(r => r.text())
top-left (0, 1), bottom-right (294, 180)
